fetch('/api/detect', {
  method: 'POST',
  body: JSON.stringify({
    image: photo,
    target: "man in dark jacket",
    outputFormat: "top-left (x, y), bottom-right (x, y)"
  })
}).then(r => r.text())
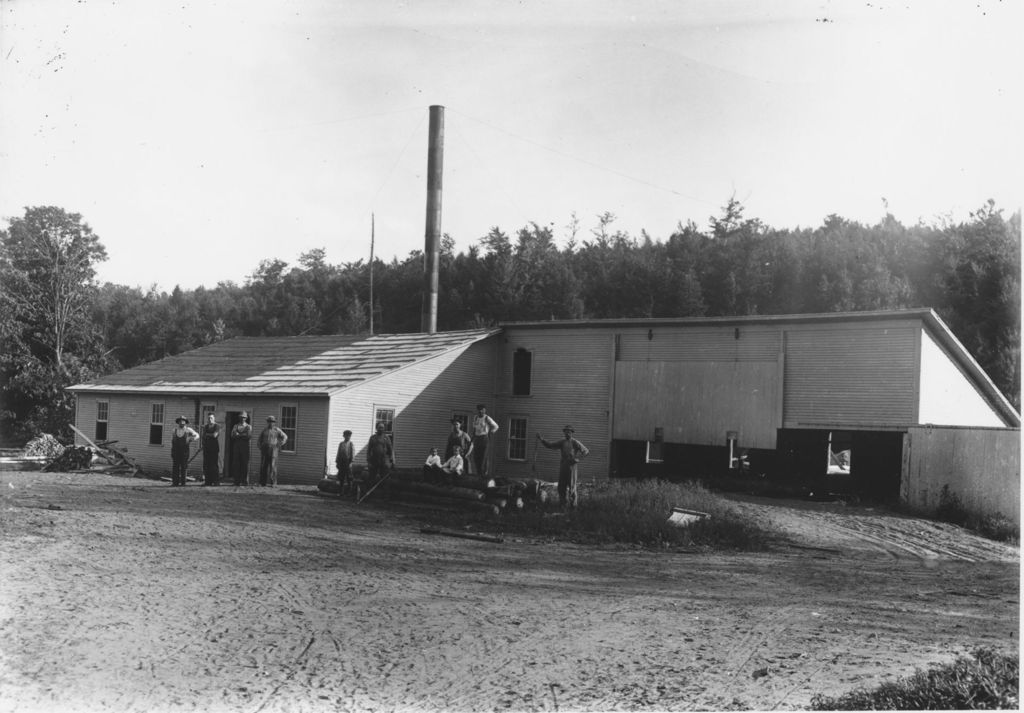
top-left (366, 422), bottom-right (393, 482)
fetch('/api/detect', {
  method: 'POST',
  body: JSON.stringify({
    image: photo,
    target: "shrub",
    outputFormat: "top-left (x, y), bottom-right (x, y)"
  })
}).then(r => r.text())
top-left (809, 647), bottom-right (1019, 710)
top-left (936, 484), bottom-right (969, 526)
top-left (431, 478), bottom-right (778, 550)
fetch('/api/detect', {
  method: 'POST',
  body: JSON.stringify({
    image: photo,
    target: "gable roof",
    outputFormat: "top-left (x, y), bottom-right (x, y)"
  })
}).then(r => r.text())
top-left (69, 329), bottom-right (497, 396)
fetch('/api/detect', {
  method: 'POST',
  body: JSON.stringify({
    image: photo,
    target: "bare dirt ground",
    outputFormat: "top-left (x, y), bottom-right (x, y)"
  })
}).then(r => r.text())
top-left (0, 471), bottom-right (1018, 713)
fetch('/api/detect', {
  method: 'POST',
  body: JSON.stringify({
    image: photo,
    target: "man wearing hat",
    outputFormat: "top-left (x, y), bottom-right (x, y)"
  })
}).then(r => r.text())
top-left (335, 429), bottom-right (354, 496)
top-left (229, 412), bottom-right (253, 487)
top-left (257, 415), bottom-right (288, 487)
top-left (470, 404), bottom-right (499, 477)
top-left (170, 416), bottom-right (199, 486)
top-left (366, 422), bottom-right (394, 483)
top-left (444, 417), bottom-right (473, 466)
top-left (537, 425), bottom-right (590, 509)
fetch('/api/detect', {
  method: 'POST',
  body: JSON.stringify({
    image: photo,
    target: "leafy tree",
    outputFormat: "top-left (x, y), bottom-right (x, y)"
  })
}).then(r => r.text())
top-left (0, 207), bottom-right (113, 442)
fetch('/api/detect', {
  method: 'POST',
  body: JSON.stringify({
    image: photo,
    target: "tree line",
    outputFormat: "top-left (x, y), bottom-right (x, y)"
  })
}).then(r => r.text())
top-left (1, 201), bottom-right (1019, 443)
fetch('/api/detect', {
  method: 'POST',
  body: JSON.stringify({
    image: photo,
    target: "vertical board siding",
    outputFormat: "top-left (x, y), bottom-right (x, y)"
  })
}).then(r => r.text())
top-left (327, 339), bottom-right (496, 473)
top-left (902, 426), bottom-right (1020, 526)
top-left (618, 326), bottom-right (780, 362)
top-left (495, 328), bottom-right (613, 482)
top-left (783, 324), bottom-right (917, 426)
top-left (613, 361), bottom-right (779, 448)
top-left (74, 393), bottom-right (329, 485)
top-left (918, 329), bottom-right (1006, 427)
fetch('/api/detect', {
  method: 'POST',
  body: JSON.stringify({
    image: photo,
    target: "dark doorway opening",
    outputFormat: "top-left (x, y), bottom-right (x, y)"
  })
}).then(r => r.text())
top-left (224, 411), bottom-right (244, 482)
top-left (775, 428), bottom-right (903, 501)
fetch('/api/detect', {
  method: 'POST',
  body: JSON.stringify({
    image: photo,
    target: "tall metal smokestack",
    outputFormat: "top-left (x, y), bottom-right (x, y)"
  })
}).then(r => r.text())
top-left (421, 105), bottom-right (444, 334)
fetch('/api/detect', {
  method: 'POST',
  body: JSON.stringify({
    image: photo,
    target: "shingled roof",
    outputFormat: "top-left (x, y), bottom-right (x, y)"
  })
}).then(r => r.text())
top-left (69, 329), bottom-right (497, 395)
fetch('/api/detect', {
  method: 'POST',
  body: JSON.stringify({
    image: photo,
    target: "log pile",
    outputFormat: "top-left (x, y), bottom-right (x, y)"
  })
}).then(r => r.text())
top-left (317, 468), bottom-right (555, 516)
top-left (42, 425), bottom-right (143, 476)
top-left (43, 440), bottom-right (142, 476)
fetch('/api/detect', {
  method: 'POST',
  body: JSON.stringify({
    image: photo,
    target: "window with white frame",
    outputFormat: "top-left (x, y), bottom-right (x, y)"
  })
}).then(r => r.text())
top-left (507, 417), bottom-right (528, 461)
top-left (374, 406), bottom-right (395, 447)
top-left (149, 403), bottom-right (164, 445)
top-left (95, 400), bottom-right (109, 442)
top-left (280, 405), bottom-right (297, 452)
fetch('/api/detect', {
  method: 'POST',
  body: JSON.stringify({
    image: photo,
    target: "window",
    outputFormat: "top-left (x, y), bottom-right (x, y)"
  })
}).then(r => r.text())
top-left (726, 431), bottom-right (741, 470)
top-left (646, 426), bottom-right (664, 464)
top-left (507, 417), bottom-right (528, 460)
top-left (280, 405), bottom-right (297, 453)
top-left (512, 348), bottom-right (532, 396)
top-left (645, 441), bottom-right (664, 464)
top-left (374, 407), bottom-right (395, 446)
top-left (95, 401), bottom-right (109, 442)
top-left (149, 403), bottom-right (164, 445)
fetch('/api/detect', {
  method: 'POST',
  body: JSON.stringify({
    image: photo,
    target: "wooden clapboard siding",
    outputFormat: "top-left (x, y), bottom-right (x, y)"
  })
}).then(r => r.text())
top-left (326, 338), bottom-right (497, 472)
top-left (494, 328), bottom-right (614, 480)
top-left (617, 324), bottom-right (780, 361)
top-left (902, 425), bottom-right (1020, 526)
top-left (613, 360), bottom-right (780, 448)
top-left (74, 393), bottom-right (329, 484)
top-left (783, 322), bottom-right (918, 427)
top-left (918, 328), bottom-right (1006, 427)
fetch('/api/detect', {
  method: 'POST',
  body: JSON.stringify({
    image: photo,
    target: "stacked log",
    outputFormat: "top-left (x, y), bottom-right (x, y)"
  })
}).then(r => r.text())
top-left (317, 468), bottom-right (552, 516)
top-left (42, 425), bottom-right (143, 476)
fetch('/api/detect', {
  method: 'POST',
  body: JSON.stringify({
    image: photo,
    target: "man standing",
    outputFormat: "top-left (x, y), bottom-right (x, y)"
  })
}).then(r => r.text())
top-left (258, 415), bottom-right (288, 487)
top-left (335, 429), bottom-right (354, 496)
top-left (201, 412), bottom-right (221, 486)
top-left (537, 425), bottom-right (589, 509)
top-left (366, 422), bottom-right (393, 483)
top-left (169, 416), bottom-right (199, 486)
top-left (471, 404), bottom-right (498, 477)
top-left (229, 412), bottom-right (253, 487)
top-left (445, 417), bottom-right (473, 464)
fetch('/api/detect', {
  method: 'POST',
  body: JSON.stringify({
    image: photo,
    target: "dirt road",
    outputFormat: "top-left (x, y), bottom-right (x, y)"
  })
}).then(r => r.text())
top-left (0, 472), bottom-right (1018, 712)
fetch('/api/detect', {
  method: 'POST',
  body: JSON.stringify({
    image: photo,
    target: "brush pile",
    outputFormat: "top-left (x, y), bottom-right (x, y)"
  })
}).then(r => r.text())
top-left (318, 468), bottom-right (555, 516)
top-left (43, 439), bottom-right (142, 476)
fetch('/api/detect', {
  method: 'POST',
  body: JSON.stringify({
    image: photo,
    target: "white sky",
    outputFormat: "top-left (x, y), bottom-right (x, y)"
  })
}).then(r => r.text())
top-left (1, 0), bottom-right (1021, 291)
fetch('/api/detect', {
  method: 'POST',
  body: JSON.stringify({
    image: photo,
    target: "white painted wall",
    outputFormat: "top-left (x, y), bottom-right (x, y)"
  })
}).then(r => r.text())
top-left (918, 330), bottom-right (1005, 427)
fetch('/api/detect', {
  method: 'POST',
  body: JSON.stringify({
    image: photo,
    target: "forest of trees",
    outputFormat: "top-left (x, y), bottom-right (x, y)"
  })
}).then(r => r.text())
top-left (1, 200), bottom-right (1020, 443)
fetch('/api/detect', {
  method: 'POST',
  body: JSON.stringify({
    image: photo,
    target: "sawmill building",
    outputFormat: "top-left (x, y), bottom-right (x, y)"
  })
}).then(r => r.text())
top-left (69, 309), bottom-right (1020, 522)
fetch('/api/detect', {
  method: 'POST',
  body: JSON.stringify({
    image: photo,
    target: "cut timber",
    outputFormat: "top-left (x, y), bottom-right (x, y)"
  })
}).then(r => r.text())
top-left (420, 527), bottom-right (504, 544)
top-left (380, 480), bottom-right (484, 502)
top-left (384, 491), bottom-right (499, 516)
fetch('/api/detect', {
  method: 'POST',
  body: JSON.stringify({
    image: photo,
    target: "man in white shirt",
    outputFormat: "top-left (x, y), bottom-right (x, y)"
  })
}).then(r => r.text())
top-left (470, 404), bottom-right (499, 477)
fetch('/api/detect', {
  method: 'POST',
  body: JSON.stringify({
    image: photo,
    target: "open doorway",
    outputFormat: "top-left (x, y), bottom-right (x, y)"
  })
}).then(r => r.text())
top-left (224, 411), bottom-right (245, 482)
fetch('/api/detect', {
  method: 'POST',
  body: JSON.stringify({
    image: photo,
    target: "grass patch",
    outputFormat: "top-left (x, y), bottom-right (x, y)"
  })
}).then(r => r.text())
top-left (809, 647), bottom-right (1019, 710)
top-left (934, 485), bottom-right (1019, 544)
top-left (416, 478), bottom-right (776, 550)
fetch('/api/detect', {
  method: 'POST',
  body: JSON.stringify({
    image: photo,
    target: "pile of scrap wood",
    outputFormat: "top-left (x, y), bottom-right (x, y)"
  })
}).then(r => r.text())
top-left (42, 425), bottom-right (142, 476)
top-left (318, 468), bottom-right (555, 516)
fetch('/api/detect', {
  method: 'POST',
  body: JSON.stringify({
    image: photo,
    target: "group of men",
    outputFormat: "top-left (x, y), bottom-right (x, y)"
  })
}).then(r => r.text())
top-left (333, 403), bottom-right (590, 508)
top-left (168, 412), bottom-right (288, 488)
